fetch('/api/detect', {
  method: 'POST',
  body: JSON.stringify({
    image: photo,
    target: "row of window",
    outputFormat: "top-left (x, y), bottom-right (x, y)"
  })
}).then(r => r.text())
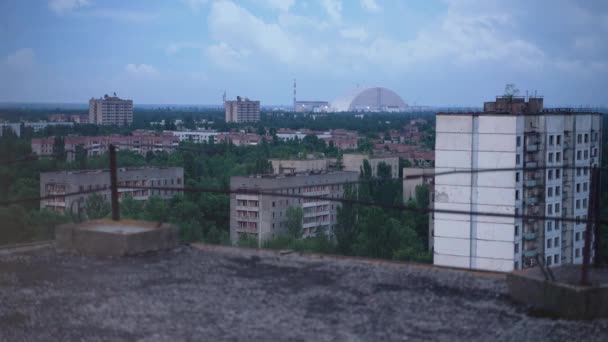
top-left (546, 254), bottom-right (560, 266)
top-left (575, 198), bottom-right (589, 210)
top-left (547, 202), bottom-right (561, 214)
top-left (547, 236), bottom-right (560, 249)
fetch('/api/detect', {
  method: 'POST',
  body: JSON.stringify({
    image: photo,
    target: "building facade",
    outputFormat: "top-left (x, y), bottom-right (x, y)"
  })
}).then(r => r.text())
top-left (342, 153), bottom-right (399, 178)
top-left (432, 96), bottom-right (602, 272)
top-left (270, 158), bottom-right (336, 175)
top-left (225, 96), bottom-right (260, 123)
top-left (40, 167), bottom-right (184, 214)
top-left (170, 130), bottom-right (219, 143)
top-left (89, 94), bottom-right (134, 126)
top-left (32, 133), bottom-right (179, 161)
top-left (229, 171), bottom-right (359, 245)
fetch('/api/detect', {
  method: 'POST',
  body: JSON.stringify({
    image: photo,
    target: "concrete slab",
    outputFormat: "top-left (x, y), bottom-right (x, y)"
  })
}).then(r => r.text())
top-left (506, 265), bottom-right (608, 319)
top-left (55, 219), bottom-right (178, 256)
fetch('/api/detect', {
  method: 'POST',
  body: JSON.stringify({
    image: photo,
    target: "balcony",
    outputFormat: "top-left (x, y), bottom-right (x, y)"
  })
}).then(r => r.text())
top-left (526, 145), bottom-right (539, 152)
top-left (524, 232), bottom-right (537, 240)
top-left (526, 197), bottom-right (539, 205)
top-left (524, 179), bottom-right (538, 187)
top-left (526, 162), bottom-right (538, 168)
top-left (523, 250), bottom-right (538, 258)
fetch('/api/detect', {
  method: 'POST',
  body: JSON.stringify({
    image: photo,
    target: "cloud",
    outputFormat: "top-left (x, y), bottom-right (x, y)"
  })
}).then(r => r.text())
top-left (48, 0), bottom-right (90, 14)
top-left (256, 0), bottom-right (295, 12)
top-left (320, 0), bottom-right (342, 21)
top-left (91, 9), bottom-right (159, 22)
top-left (4, 48), bottom-right (35, 69)
top-left (206, 42), bottom-right (251, 70)
top-left (166, 42), bottom-right (204, 55)
top-left (339, 27), bottom-right (368, 41)
top-left (360, 0), bottom-right (380, 12)
top-left (184, 0), bottom-right (208, 12)
top-left (125, 64), bottom-right (159, 77)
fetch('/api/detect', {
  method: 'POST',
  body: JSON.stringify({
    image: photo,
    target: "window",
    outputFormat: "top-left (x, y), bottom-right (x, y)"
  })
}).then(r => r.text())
top-left (547, 221), bottom-right (553, 231)
top-left (584, 150), bottom-right (589, 159)
top-left (554, 255), bottom-right (559, 264)
top-left (549, 135), bottom-right (554, 145)
top-left (516, 172), bottom-right (520, 182)
top-left (554, 237), bottom-right (560, 247)
top-left (514, 261), bottom-right (519, 269)
top-left (584, 133), bottom-right (589, 143)
top-left (515, 225), bottom-right (519, 236)
top-left (576, 232), bottom-right (580, 242)
top-left (556, 169), bottom-right (560, 179)
top-left (547, 204), bottom-right (553, 214)
top-left (516, 136), bottom-right (521, 147)
top-left (575, 248), bottom-right (580, 258)
top-left (556, 135), bottom-right (561, 145)
top-left (584, 168), bottom-right (588, 176)
top-left (576, 199), bottom-right (581, 209)
top-left (515, 243), bottom-right (519, 253)
top-left (555, 203), bottom-right (560, 213)
top-left (547, 239), bottom-right (552, 248)
top-left (583, 199), bottom-right (588, 209)
top-left (515, 208), bottom-right (519, 217)
top-left (547, 187), bottom-right (553, 197)
top-left (548, 152), bottom-right (554, 163)
top-left (577, 168), bottom-right (582, 176)
top-left (555, 221), bottom-right (560, 230)
top-left (577, 150), bottom-right (582, 160)
top-left (516, 154), bottom-right (521, 165)
top-left (555, 186), bottom-right (561, 196)
top-left (556, 152), bottom-right (561, 162)
top-left (578, 134), bottom-right (582, 143)
top-left (515, 190), bottom-right (520, 200)
top-left (583, 182), bottom-right (588, 192)
top-left (546, 256), bottom-right (552, 266)
top-left (548, 170), bottom-right (553, 180)
top-left (576, 183), bottom-right (581, 193)
top-left (272, 201), bottom-right (275, 207)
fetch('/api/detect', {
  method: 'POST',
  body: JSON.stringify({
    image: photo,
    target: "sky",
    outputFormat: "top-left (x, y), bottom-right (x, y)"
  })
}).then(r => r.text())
top-left (0, 0), bottom-right (607, 106)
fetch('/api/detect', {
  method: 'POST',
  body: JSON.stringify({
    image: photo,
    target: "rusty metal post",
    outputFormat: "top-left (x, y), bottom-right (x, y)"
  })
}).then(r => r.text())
top-left (581, 167), bottom-right (598, 285)
top-left (109, 144), bottom-right (120, 221)
top-left (593, 167), bottom-right (601, 267)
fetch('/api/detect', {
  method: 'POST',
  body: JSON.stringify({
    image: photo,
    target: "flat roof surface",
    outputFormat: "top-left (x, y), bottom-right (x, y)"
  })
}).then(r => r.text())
top-left (1, 245), bottom-right (606, 341)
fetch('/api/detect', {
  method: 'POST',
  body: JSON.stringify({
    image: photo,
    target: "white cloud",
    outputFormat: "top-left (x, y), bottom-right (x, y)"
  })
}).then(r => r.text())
top-left (48, 0), bottom-right (90, 14)
top-left (256, 0), bottom-right (295, 12)
top-left (125, 64), bottom-right (159, 77)
top-left (339, 27), bottom-right (368, 41)
top-left (166, 42), bottom-right (204, 55)
top-left (4, 48), bottom-right (35, 69)
top-left (206, 42), bottom-right (251, 70)
top-left (91, 9), bottom-right (159, 22)
top-left (360, 0), bottom-right (380, 12)
top-left (184, 0), bottom-right (208, 12)
top-left (320, 0), bottom-right (342, 21)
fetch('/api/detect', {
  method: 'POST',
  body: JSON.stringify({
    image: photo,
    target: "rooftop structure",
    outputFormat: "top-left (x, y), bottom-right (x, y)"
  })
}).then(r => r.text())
top-left (433, 96), bottom-right (602, 272)
top-left (332, 87), bottom-right (407, 112)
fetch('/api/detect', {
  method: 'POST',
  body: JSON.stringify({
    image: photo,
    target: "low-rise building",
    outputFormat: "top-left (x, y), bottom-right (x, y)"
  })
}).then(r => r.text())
top-left (270, 158), bottom-right (335, 175)
top-left (230, 171), bottom-right (359, 245)
top-left (40, 167), bottom-right (184, 214)
top-left (342, 153), bottom-right (399, 178)
top-left (170, 130), bottom-right (219, 144)
top-left (403, 168), bottom-right (434, 202)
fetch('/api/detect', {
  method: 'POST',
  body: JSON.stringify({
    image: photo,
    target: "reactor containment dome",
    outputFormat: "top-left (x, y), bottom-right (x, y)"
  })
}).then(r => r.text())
top-left (331, 87), bottom-right (407, 112)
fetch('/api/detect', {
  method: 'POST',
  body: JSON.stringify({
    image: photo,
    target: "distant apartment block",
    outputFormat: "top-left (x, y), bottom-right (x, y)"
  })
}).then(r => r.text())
top-left (89, 94), bottom-right (133, 126)
top-left (225, 96), bottom-right (260, 123)
top-left (40, 167), bottom-right (184, 214)
top-left (170, 130), bottom-right (219, 144)
top-left (230, 171), bottom-right (359, 245)
top-left (342, 153), bottom-right (399, 178)
top-left (49, 114), bottom-right (89, 123)
top-left (270, 158), bottom-right (336, 175)
top-left (0, 123), bottom-right (21, 137)
top-left (31, 132), bottom-right (179, 161)
top-left (432, 96), bottom-right (602, 272)
top-left (402, 168), bottom-right (434, 202)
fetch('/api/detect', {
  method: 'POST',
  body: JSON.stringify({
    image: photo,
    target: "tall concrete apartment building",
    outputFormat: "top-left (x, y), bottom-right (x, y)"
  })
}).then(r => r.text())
top-left (40, 167), bottom-right (183, 214)
top-left (89, 94), bottom-right (134, 126)
top-left (432, 96), bottom-right (602, 272)
top-left (230, 171), bottom-right (358, 245)
top-left (225, 96), bottom-right (260, 123)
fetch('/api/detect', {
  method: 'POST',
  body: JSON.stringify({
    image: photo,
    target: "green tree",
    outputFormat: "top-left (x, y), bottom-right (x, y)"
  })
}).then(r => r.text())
top-left (120, 194), bottom-right (143, 220)
top-left (286, 206), bottom-right (303, 238)
top-left (53, 136), bottom-right (66, 162)
top-left (74, 144), bottom-right (87, 169)
top-left (85, 193), bottom-right (110, 219)
top-left (143, 195), bottom-right (169, 223)
top-left (335, 184), bottom-right (358, 254)
top-left (504, 83), bottom-right (520, 99)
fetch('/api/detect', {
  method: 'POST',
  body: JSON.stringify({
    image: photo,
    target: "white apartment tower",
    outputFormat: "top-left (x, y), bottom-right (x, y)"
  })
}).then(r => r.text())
top-left (432, 96), bottom-right (602, 272)
top-left (89, 93), bottom-right (134, 126)
top-left (225, 96), bottom-right (260, 123)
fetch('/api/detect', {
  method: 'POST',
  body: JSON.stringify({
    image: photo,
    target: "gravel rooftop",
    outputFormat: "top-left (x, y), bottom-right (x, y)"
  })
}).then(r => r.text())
top-left (1, 244), bottom-right (607, 341)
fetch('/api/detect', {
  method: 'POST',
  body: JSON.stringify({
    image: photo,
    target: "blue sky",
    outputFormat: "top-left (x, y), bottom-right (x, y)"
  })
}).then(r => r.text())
top-left (0, 0), bottom-right (607, 106)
